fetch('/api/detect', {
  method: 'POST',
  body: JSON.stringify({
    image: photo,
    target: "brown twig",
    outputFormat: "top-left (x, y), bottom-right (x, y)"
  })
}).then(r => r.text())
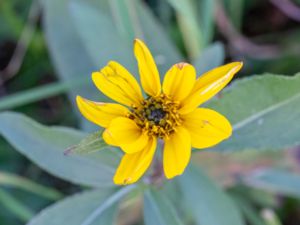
top-left (215, 2), bottom-right (281, 59)
top-left (0, 0), bottom-right (40, 86)
top-left (270, 0), bottom-right (300, 22)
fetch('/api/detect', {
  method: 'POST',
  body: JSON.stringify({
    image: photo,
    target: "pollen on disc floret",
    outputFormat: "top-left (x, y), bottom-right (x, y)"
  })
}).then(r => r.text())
top-left (128, 94), bottom-right (182, 139)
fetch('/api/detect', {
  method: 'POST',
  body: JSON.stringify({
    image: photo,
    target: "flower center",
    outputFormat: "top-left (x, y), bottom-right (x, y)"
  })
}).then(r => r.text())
top-left (146, 105), bottom-right (166, 125)
top-left (129, 94), bottom-right (181, 138)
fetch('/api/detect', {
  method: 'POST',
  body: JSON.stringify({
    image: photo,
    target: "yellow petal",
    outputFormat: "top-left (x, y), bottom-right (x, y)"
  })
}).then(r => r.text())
top-left (102, 129), bottom-right (119, 146)
top-left (106, 117), bottom-right (148, 154)
top-left (180, 62), bottom-right (243, 114)
top-left (92, 61), bottom-right (143, 107)
top-left (182, 108), bottom-right (232, 149)
top-left (114, 137), bottom-right (157, 185)
top-left (76, 96), bottom-right (129, 128)
top-left (163, 126), bottom-right (191, 179)
top-left (121, 132), bottom-right (149, 154)
top-left (162, 63), bottom-right (196, 102)
top-left (134, 39), bottom-right (161, 97)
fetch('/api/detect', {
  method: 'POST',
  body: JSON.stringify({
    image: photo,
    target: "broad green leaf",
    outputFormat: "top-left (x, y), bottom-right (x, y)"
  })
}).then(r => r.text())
top-left (193, 42), bottom-right (225, 75)
top-left (27, 189), bottom-right (117, 225)
top-left (207, 74), bottom-right (300, 152)
top-left (0, 188), bottom-right (34, 222)
top-left (243, 169), bottom-right (300, 198)
top-left (0, 171), bottom-right (62, 200)
top-left (178, 165), bottom-right (245, 225)
top-left (0, 112), bottom-right (120, 188)
top-left (143, 189), bottom-right (184, 225)
top-left (65, 131), bottom-right (106, 155)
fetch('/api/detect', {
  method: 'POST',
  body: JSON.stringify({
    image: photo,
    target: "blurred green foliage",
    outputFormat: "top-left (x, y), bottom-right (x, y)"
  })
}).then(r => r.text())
top-left (1, 0), bottom-right (300, 225)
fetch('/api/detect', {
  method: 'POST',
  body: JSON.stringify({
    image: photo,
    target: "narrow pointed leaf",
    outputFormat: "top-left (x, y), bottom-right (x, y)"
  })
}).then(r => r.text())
top-left (0, 188), bottom-right (34, 222)
top-left (0, 171), bottom-right (62, 200)
top-left (243, 169), bottom-right (300, 199)
top-left (167, 0), bottom-right (203, 59)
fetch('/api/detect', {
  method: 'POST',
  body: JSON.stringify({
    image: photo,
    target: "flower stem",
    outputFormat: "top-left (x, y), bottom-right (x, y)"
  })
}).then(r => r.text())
top-left (148, 140), bottom-right (165, 186)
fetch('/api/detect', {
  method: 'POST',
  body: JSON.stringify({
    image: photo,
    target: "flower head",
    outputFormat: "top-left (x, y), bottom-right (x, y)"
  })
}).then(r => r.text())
top-left (76, 39), bottom-right (243, 185)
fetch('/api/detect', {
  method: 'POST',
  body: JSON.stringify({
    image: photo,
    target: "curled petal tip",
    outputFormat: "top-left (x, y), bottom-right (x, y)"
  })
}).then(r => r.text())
top-left (134, 38), bottom-right (142, 43)
top-left (175, 62), bottom-right (189, 70)
top-left (235, 61), bottom-right (244, 69)
top-left (76, 95), bottom-right (84, 106)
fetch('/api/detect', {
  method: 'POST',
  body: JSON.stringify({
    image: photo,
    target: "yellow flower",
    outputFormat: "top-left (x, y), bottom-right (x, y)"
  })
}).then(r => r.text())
top-left (76, 39), bottom-right (243, 185)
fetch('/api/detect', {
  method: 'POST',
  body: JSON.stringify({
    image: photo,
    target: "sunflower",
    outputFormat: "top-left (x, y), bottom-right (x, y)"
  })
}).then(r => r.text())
top-left (76, 39), bottom-right (243, 185)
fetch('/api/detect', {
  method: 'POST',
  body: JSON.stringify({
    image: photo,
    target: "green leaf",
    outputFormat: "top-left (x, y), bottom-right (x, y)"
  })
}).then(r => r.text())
top-left (143, 188), bottom-right (184, 225)
top-left (0, 188), bottom-right (34, 222)
top-left (196, 0), bottom-right (215, 45)
top-left (0, 112), bottom-right (120, 188)
top-left (178, 165), bottom-right (245, 225)
top-left (223, 0), bottom-right (245, 30)
top-left (80, 185), bottom-right (137, 225)
top-left (207, 73), bottom-right (300, 152)
top-left (43, 0), bottom-right (181, 130)
top-left (0, 171), bottom-right (62, 200)
top-left (42, 0), bottom-right (96, 90)
top-left (167, 0), bottom-right (203, 59)
top-left (42, 0), bottom-right (98, 131)
top-left (65, 131), bottom-right (107, 155)
top-left (69, 0), bottom-right (181, 76)
top-left (0, 78), bottom-right (87, 111)
top-left (230, 192), bottom-right (267, 225)
top-left (243, 169), bottom-right (300, 199)
top-left (27, 188), bottom-right (117, 225)
top-left (69, 0), bottom-right (135, 73)
top-left (135, 1), bottom-right (182, 74)
top-left (108, 0), bottom-right (135, 42)
top-left (193, 42), bottom-right (225, 75)
top-left (230, 185), bottom-right (277, 208)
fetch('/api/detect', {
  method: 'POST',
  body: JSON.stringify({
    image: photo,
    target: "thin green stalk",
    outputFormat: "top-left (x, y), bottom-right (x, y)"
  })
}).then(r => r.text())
top-left (0, 171), bottom-right (63, 200)
top-left (126, 0), bottom-right (144, 39)
top-left (261, 209), bottom-right (283, 225)
top-left (0, 188), bottom-right (34, 222)
top-left (0, 77), bottom-right (88, 111)
top-left (167, 0), bottom-right (203, 60)
top-left (81, 185), bottom-right (137, 225)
